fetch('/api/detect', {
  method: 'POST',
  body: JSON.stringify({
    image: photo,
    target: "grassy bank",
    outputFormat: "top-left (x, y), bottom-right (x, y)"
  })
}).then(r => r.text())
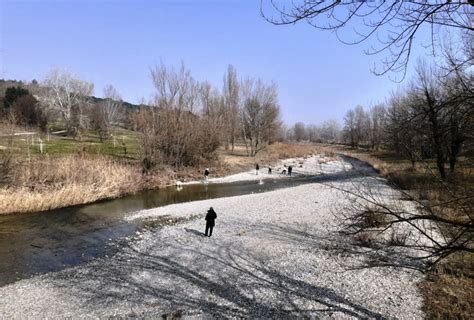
top-left (323, 144), bottom-right (473, 319)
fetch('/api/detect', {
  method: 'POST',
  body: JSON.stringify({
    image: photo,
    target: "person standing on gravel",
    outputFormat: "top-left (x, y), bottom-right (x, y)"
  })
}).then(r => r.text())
top-left (205, 207), bottom-right (217, 237)
top-left (288, 165), bottom-right (293, 176)
top-left (256, 163), bottom-right (260, 175)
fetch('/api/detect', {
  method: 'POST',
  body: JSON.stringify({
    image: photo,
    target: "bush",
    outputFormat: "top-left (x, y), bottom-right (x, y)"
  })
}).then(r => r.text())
top-left (358, 209), bottom-right (388, 229)
top-left (12, 94), bottom-right (48, 131)
top-left (353, 231), bottom-right (378, 248)
top-left (133, 107), bottom-right (221, 170)
top-left (387, 229), bottom-right (409, 246)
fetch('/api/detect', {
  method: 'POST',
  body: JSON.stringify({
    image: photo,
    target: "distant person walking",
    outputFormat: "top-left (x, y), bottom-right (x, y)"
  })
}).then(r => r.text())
top-left (205, 207), bottom-right (217, 237)
top-left (204, 168), bottom-right (209, 181)
top-left (268, 166), bottom-right (272, 174)
top-left (288, 165), bottom-right (293, 176)
top-left (255, 163), bottom-right (259, 175)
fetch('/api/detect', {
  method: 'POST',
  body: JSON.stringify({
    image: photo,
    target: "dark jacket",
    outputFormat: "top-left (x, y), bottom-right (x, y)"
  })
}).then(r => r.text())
top-left (205, 208), bottom-right (217, 225)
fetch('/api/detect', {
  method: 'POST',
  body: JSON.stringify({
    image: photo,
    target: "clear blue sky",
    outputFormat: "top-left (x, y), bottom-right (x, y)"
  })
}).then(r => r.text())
top-left (0, 0), bottom-right (433, 125)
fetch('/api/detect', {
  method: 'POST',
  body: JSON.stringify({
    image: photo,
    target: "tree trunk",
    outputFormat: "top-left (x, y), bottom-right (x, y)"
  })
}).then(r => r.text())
top-left (449, 140), bottom-right (462, 174)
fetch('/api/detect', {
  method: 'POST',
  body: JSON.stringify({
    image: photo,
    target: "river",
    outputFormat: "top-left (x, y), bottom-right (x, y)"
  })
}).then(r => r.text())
top-left (0, 176), bottom-right (320, 286)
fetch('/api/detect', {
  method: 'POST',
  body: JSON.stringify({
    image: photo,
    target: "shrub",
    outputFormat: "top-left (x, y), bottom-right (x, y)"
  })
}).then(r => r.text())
top-left (387, 229), bottom-right (409, 246)
top-left (353, 231), bottom-right (378, 248)
top-left (358, 209), bottom-right (388, 229)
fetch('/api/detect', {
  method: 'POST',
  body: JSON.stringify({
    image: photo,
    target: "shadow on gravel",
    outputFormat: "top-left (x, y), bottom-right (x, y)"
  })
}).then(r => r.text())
top-left (40, 157), bottom-right (402, 318)
top-left (254, 224), bottom-right (425, 272)
top-left (184, 228), bottom-right (205, 237)
top-left (53, 238), bottom-right (388, 319)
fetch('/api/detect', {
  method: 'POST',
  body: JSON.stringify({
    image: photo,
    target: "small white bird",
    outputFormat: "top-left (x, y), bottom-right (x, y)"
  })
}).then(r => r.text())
top-left (176, 181), bottom-right (183, 186)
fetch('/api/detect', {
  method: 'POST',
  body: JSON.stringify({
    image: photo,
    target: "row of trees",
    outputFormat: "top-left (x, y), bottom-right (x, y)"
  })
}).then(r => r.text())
top-left (342, 58), bottom-right (473, 180)
top-left (134, 63), bottom-right (282, 168)
top-left (262, 0), bottom-right (474, 271)
top-left (387, 61), bottom-right (472, 179)
top-left (343, 105), bottom-right (386, 151)
top-left (277, 39), bottom-right (471, 184)
top-left (285, 120), bottom-right (341, 143)
top-left (339, 57), bottom-right (473, 265)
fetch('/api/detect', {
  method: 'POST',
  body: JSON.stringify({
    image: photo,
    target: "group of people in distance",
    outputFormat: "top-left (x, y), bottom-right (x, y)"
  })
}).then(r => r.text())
top-left (203, 160), bottom-right (295, 183)
top-left (203, 164), bottom-right (293, 182)
top-left (255, 163), bottom-right (292, 176)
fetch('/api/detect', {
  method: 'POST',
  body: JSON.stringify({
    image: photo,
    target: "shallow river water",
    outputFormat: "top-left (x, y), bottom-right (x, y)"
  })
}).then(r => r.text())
top-left (0, 176), bottom-right (323, 286)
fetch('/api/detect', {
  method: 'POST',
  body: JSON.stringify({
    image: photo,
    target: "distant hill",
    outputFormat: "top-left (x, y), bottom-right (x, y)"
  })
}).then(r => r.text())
top-left (0, 79), bottom-right (142, 111)
top-left (90, 96), bottom-right (141, 110)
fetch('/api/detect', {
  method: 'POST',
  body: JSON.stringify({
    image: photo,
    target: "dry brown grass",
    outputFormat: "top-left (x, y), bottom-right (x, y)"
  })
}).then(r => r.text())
top-left (0, 155), bottom-right (142, 214)
top-left (419, 254), bottom-right (474, 319)
top-left (217, 142), bottom-right (322, 174)
top-left (266, 142), bottom-right (322, 159)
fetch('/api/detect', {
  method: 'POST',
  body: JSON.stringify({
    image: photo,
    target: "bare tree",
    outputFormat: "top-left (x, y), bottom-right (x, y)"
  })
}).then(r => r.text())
top-left (293, 122), bottom-right (306, 142)
top-left (306, 124), bottom-right (320, 143)
top-left (410, 61), bottom-right (451, 179)
top-left (343, 109), bottom-right (357, 148)
top-left (386, 92), bottom-right (424, 168)
top-left (355, 105), bottom-right (369, 147)
top-left (199, 81), bottom-right (225, 157)
top-left (132, 106), bottom-right (161, 172)
top-left (41, 67), bottom-right (94, 138)
top-left (297, 120), bottom-right (342, 144)
top-left (344, 106), bottom-right (370, 148)
top-left (275, 123), bottom-right (289, 142)
top-left (149, 61), bottom-right (200, 167)
top-left (439, 41), bottom-right (474, 173)
top-left (223, 65), bottom-right (240, 151)
top-left (285, 126), bottom-right (295, 142)
top-left (136, 62), bottom-right (222, 169)
top-left (368, 105), bottom-right (387, 150)
top-left (240, 78), bottom-right (281, 156)
top-left (92, 85), bottom-right (124, 141)
top-left (333, 173), bottom-right (473, 269)
top-left (262, 1), bottom-right (474, 78)
top-left (320, 119), bottom-right (341, 143)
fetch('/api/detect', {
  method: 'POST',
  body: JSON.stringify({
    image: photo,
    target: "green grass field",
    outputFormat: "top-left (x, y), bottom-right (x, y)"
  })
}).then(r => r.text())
top-left (0, 126), bottom-right (142, 159)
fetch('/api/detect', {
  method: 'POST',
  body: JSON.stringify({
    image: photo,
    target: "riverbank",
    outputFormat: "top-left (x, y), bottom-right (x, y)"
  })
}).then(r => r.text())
top-left (0, 143), bottom-right (322, 215)
top-left (0, 156), bottom-right (426, 318)
top-left (319, 144), bottom-right (474, 319)
top-left (184, 152), bottom-right (350, 185)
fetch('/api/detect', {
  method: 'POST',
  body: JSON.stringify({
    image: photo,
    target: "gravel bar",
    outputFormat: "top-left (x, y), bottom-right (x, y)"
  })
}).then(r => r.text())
top-left (0, 157), bottom-right (425, 319)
